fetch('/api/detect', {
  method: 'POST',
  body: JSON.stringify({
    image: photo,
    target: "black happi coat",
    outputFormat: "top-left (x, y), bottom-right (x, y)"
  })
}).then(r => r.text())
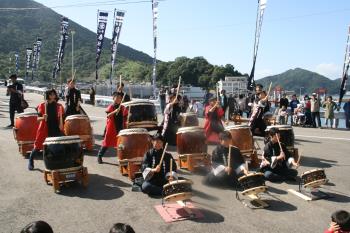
top-left (141, 148), bottom-right (177, 187)
top-left (212, 145), bottom-right (245, 173)
top-left (261, 141), bottom-right (293, 173)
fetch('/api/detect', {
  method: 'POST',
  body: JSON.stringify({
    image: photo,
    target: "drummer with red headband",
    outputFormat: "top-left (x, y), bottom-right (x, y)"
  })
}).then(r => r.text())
top-left (28, 89), bottom-right (64, 170)
top-left (97, 92), bottom-right (128, 164)
top-left (259, 127), bottom-right (299, 182)
top-left (141, 133), bottom-right (177, 197)
top-left (204, 131), bottom-right (248, 187)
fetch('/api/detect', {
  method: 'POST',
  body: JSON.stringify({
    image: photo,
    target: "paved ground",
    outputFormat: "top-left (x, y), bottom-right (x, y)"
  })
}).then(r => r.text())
top-left (0, 87), bottom-right (349, 233)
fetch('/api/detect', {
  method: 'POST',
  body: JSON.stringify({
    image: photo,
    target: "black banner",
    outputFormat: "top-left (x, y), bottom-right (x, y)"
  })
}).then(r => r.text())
top-left (35, 38), bottom-right (42, 73)
top-left (31, 42), bottom-right (37, 80)
top-left (109, 10), bottom-right (125, 84)
top-left (15, 52), bottom-right (19, 74)
top-left (96, 10), bottom-right (108, 80)
top-left (25, 48), bottom-right (33, 79)
top-left (53, 16), bottom-right (69, 79)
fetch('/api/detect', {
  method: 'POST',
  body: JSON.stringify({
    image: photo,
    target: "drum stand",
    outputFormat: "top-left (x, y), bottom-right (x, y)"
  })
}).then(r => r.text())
top-left (287, 181), bottom-right (332, 201)
top-left (44, 166), bottom-right (89, 193)
top-left (235, 188), bottom-right (269, 209)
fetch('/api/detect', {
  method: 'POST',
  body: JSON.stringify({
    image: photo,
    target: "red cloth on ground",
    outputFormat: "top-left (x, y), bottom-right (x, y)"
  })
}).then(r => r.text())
top-left (102, 104), bottom-right (128, 148)
top-left (204, 105), bottom-right (224, 143)
top-left (34, 102), bottom-right (64, 150)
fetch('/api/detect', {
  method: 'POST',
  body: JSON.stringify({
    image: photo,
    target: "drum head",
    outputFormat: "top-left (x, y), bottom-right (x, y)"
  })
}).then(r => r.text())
top-left (16, 112), bottom-right (38, 118)
top-left (238, 172), bottom-right (264, 182)
top-left (241, 186), bottom-right (267, 196)
top-left (44, 135), bottom-right (81, 145)
top-left (266, 125), bottom-right (292, 131)
top-left (177, 126), bottom-right (203, 134)
top-left (163, 179), bottom-right (193, 188)
top-left (122, 100), bottom-right (154, 107)
top-left (65, 114), bottom-right (89, 120)
top-left (163, 192), bottom-right (193, 202)
top-left (301, 168), bottom-right (325, 177)
top-left (118, 128), bottom-right (149, 136)
top-left (304, 179), bottom-right (328, 189)
top-left (225, 125), bottom-right (250, 130)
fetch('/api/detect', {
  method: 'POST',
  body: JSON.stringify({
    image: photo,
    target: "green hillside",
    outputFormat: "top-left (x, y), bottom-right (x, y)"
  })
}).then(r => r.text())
top-left (257, 68), bottom-right (342, 95)
top-left (0, 0), bottom-right (153, 82)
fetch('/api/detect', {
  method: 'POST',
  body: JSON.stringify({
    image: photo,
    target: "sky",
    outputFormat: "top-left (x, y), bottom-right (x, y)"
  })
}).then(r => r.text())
top-left (34, 0), bottom-right (350, 80)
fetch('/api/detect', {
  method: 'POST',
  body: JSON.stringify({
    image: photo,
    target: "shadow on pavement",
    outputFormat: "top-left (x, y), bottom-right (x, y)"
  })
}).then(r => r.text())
top-left (264, 199), bottom-right (298, 212)
top-left (192, 189), bottom-right (220, 201)
top-left (59, 173), bottom-right (128, 200)
top-left (191, 208), bottom-right (225, 223)
top-left (300, 156), bottom-right (337, 168)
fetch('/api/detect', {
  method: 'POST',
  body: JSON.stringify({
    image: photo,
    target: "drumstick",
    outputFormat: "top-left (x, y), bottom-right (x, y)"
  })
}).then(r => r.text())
top-left (266, 82), bottom-right (272, 99)
top-left (44, 94), bottom-right (48, 122)
top-left (276, 134), bottom-right (284, 159)
top-left (170, 158), bottom-right (173, 174)
top-left (174, 76), bottom-right (182, 102)
top-left (228, 145), bottom-right (232, 175)
top-left (119, 74), bottom-right (122, 89)
top-left (158, 143), bottom-right (168, 167)
top-left (126, 105), bottom-right (131, 129)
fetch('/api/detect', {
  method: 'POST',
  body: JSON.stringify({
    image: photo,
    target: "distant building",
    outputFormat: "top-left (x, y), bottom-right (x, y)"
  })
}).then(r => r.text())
top-left (217, 76), bottom-right (249, 96)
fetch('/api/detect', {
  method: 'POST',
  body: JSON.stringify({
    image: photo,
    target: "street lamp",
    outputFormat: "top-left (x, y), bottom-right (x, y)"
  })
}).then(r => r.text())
top-left (71, 30), bottom-right (75, 78)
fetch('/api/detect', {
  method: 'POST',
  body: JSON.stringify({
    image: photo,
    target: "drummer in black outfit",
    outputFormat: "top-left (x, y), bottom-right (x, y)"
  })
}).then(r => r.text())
top-left (260, 127), bottom-right (299, 182)
top-left (65, 79), bottom-right (83, 117)
top-left (161, 93), bottom-right (181, 146)
top-left (204, 131), bottom-right (248, 187)
top-left (141, 133), bottom-right (177, 196)
top-left (6, 74), bottom-right (24, 127)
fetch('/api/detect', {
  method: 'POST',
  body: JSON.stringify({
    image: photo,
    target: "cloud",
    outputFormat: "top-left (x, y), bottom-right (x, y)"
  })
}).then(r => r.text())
top-left (314, 63), bottom-right (342, 79)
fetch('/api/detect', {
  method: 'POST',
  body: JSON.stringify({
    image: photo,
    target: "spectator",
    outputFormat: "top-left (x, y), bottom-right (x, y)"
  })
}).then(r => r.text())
top-left (237, 94), bottom-right (246, 117)
top-left (322, 96), bottom-right (337, 128)
top-left (21, 221), bottom-right (54, 233)
top-left (89, 86), bottom-right (96, 105)
top-left (159, 87), bottom-right (166, 114)
top-left (310, 93), bottom-right (322, 128)
top-left (343, 99), bottom-right (350, 129)
top-left (189, 99), bottom-right (199, 114)
top-left (109, 223), bottom-right (135, 233)
top-left (279, 93), bottom-right (289, 109)
top-left (324, 210), bottom-right (350, 233)
top-left (278, 106), bottom-right (288, 125)
top-left (227, 94), bottom-right (238, 120)
top-left (220, 90), bottom-right (228, 119)
top-left (6, 74), bottom-right (23, 127)
top-left (289, 94), bottom-right (299, 125)
top-left (303, 95), bottom-right (312, 126)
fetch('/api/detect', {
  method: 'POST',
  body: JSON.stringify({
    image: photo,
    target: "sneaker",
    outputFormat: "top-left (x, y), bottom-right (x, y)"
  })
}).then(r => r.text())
top-left (6, 124), bottom-right (14, 128)
top-left (97, 156), bottom-right (103, 164)
top-left (28, 160), bottom-right (34, 171)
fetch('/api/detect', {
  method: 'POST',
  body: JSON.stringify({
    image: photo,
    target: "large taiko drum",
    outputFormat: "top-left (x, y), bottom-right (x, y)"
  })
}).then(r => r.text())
top-left (64, 114), bottom-right (94, 150)
top-left (238, 172), bottom-right (267, 196)
top-left (179, 112), bottom-right (199, 127)
top-left (13, 112), bottom-right (39, 143)
top-left (265, 125), bottom-right (295, 150)
top-left (176, 126), bottom-right (207, 155)
top-left (163, 180), bottom-right (193, 202)
top-left (301, 169), bottom-right (328, 189)
top-left (225, 125), bottom-right (254, 152)
top-left (13, 112), bottom-right (40, 156)
top-left (122, 100), bottom-right (158, 130)
top-left (117, 128), bottom-right (151, 161)
top-left (43, 136), bottom-right (83, 170)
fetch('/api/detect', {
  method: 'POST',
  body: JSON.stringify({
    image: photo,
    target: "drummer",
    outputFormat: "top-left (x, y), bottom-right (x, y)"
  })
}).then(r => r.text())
top-left (65, 79), bottom-right (83, 117)
top-left (28, 89), bottom-right (64, 170)
top-left (204, 131), bottom-right (248, 187)
top-left (249, 90), bottom-right (269, 136)
top-left (259, 127), bottom-right (299, 182)
top-left (141, 133), bottom-right (177, 196)
top-left (117, 82), bottom-right (131, 103)
top-left (204, 96), bottom-right (225, 143)
top-left (162, 93), bottom-right (181, 146)
top-left (97, 92), bottom-right (128, 164)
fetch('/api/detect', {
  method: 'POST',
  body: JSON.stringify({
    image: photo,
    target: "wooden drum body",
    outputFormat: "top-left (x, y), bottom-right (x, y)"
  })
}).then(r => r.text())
top-left (122, 100), bottom-right (158, 130)
top-left (238, 173), bottom-right (267, 196)
top-left (117, 129), bottom-right (151, 178)
top-left (43, 136), bottom-right (83, 171)
top-left (301, 169), bottom-right (328, 189)
top-left (225, 125), bottom-right (253, 152)
top-left (179, 112), bottom-right (199, 127)
top-left (13, 112), bottom-right (39, 156)
top-left (163, 180), bottom-right (193, 202)
top-left (64, 114), bottom-right (94, 151)
top-left (176, 127), bottom-right (209, 171)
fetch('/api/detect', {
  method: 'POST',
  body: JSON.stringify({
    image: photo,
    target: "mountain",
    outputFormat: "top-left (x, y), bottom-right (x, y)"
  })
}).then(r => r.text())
top-left (257, 68), bottom-right (341, 95)
top-left (0, 0), bottom-right (153, 81)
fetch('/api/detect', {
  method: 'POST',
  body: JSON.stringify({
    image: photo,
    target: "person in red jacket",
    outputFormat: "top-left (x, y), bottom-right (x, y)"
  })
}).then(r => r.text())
top-left (28, 89), bottom-right (64, 170)
top-left (204, 96), bottom-right (225, 143)
top-left (97, 92), bottom-right (128, 164)
top-left (324, 210), bottom-right (350, 233)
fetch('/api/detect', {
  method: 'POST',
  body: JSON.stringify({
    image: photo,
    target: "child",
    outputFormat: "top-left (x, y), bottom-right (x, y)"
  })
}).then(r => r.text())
top-left (28, 89), bottom-right (64, 170)
top-left (324, 210), bottom-right (350, 233)
top-left (141, 133), bottom-right (177, 196)
top-left (278, 106), bottom-right (288, 125)
top-left (97, 92), bottom-right (128, 164)
top-left (204, 131), bottom-right (248, 187)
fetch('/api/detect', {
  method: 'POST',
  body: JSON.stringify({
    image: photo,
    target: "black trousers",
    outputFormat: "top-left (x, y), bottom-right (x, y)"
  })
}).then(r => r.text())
top-left (311, 112), bottom-right (321, 128)
top-left (9, 103), bottom-right (23, 126)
